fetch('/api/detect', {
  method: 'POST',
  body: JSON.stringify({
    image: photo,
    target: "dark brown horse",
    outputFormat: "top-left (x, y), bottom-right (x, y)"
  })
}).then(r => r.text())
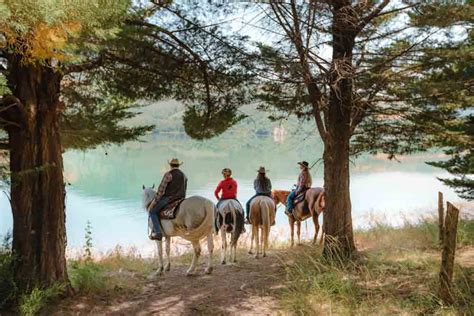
top-left (272, 188), bottom-right (325, 246)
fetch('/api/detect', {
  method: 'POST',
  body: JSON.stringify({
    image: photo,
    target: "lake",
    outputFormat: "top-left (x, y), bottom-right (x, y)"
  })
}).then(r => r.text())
top-left (0, 103), bottom-right (471, 255)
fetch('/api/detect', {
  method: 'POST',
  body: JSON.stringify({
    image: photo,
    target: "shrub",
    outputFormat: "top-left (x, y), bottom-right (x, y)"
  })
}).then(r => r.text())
top-left (69, 261), bottom-right (107, 294)
top-left (19, 284), bottom-right (64, 316)
top-left (0, 232), bottom-right (17, 309)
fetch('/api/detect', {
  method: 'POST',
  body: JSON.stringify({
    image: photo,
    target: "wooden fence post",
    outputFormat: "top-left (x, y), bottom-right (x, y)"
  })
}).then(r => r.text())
top-left (438, 192), bottom-right (444, 244)
top-left (439, 202), bottom-right (459, 304)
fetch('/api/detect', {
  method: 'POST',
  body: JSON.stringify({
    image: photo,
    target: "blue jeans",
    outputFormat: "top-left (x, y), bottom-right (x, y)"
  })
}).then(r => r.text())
top-left (246, 193), bottom-right (271, 218)
top-left (149, 196), bottom-right (169, 234)
top-left (286, 190), bottom-right (296, 212)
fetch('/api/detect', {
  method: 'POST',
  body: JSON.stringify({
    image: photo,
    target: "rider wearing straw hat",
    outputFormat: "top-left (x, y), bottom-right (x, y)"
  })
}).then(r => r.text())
top-left (285, 161), bottom-right (312, 215)
top-left (148, 158), bottom-right (188, 240)
top-left (245, 166), bottom-right (273, 224)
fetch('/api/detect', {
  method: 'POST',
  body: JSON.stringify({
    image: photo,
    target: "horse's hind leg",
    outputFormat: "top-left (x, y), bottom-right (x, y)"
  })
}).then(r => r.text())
top-left (296, 220), bottom-right (301, 245)
top-left (220, 228), bottom-right (227, 264)
top-left (249, 225), bottom-right (255, 254)
top-left (289, 216), bottom-right (295, 247)
top-left (255, 226), bottom-right (260, 259)
top-left (205, 233), bottom-right (214, 274)
top-left (186, 241), bottom-right (201, 276)
top-left (164, 237), bottom-right (171, 271)
top-left (262, 225), bottom-right (268, 257)
top-left (155, 240), bottom-right (164, 275)
top-left (312, 213), bottom-right (320, 245)
top-left (231, 234), bottom-right (237, 263)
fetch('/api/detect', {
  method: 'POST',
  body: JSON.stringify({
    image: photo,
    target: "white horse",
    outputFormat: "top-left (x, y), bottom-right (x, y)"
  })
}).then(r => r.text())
top-left (142, 186), bottom-right (216, 276)
top-left (248, 196), bottom-right (276, 258)
top-left (216, 199), bottom-right (245, 264)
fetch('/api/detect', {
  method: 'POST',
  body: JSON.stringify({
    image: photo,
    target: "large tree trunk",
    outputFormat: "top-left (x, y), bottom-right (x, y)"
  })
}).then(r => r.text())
top-left (3, 56), bottom-right (70, 292)
top-left (322, 0), bottom-right (357, 258)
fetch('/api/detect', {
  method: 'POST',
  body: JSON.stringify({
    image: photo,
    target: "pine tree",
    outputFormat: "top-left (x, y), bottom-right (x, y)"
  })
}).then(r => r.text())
top-left (398, 3), bottom-right (473, 200)
top-left (249, 1), bottom-right (471, 257)
top-left (0, 0), bottom-right (252, 293)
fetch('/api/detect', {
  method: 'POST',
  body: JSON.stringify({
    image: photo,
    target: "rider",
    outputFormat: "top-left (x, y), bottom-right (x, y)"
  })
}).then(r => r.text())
top-left (148, 158), bottom-right (188, 240)
top-left (246, 166), bottom-right (272, 223)
top-left (214, 168), bottom-right (238, 209)
top-left (285, 161), bottom-right (312, 215)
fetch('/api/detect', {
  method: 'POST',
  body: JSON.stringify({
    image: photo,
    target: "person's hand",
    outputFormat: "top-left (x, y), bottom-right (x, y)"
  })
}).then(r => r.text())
top-left (148, 199), bottom-right (156, 212)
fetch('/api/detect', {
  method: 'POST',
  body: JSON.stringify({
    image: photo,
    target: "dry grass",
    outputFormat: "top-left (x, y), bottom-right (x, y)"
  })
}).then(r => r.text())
top-left (278, 217), bottom-right (474, 315)
top-left (45, 216), bottom-right (474, 315)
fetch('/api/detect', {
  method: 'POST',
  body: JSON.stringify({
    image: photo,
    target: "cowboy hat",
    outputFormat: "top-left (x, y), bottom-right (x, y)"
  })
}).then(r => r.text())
top-left (298, 161), bottom-right (309, 168)
top-left (168, 158), bottom-right (183, 166)
top-left (257, 166), bottom-right (268, 173)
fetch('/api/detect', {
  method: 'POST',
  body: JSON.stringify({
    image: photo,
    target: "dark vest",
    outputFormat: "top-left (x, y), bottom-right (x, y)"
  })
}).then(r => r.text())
top-left (164, 169), bottom-right (187, 200)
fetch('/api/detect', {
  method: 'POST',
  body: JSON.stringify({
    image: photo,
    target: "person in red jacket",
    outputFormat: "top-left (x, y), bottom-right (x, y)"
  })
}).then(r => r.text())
top-left (215, 168), bottom-right (238, 208)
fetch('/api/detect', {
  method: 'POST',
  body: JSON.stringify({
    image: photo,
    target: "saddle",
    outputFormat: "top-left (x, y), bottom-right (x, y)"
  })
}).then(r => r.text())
top-left (294, 191), bottom-right (307, 205)
top-left (159, 198), bottom-right (185, 220)
top-left (292, 189), bottom-right (311, 219)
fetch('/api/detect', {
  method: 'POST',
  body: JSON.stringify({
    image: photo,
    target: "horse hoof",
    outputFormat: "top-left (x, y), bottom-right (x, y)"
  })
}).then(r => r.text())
top-left (165, 264), bottom-right (170, 272)
top-left (255, 255), bottom-right (260, 259)
top-left (205, 267), bottom-right (213, 274)
top-left (263, 253), bottom-right (267, 257)
top-left (221, 260), bottom-right (226, 265)
top-left (186, 270), bottom-right (194, 277)
top-left (248, 251), bottom-right (253, 255)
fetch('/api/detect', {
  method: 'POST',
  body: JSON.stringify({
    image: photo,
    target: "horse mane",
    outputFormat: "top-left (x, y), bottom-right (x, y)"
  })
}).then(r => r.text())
top-left (142, 187), bottom-right (156, 210)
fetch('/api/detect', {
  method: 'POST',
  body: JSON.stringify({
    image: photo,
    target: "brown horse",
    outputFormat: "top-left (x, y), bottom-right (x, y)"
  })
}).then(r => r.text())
top-left (272, 188), bottom-right (325, 246)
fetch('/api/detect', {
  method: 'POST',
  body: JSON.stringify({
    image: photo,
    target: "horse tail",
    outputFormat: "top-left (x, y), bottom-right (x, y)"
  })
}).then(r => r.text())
top-left (230, 204), bottom-right (245, 247)
top-left (183, 198), bottom-right (215, 242)
top-left (214, 204), bottom-right (220, 234)
top-left (312, 190), bottom-right (325, 215)
top-left (260, 199), bottom-right (270, 234)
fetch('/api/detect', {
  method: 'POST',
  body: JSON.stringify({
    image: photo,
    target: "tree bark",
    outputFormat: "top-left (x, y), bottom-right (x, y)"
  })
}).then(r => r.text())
top-left (322, 0), bottom-right (357, 258)
top-left (3, 55), bottom-right (70, 292)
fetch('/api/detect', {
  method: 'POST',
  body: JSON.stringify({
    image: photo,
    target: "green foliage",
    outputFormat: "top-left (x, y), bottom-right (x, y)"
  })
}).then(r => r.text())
top-left (69, 221), bottom-right (106, 294)
top-left (428, 116), bottom-right (474, 200)
top-left (357, 2), bottom-right (473, 198)
top-left (0, 0), bottom-right (129, 62)
top-left (183, 104), bottom-right (246, 140)
top-left (19, 283), bottom-right (65, 316)
top-left (0, 232), bottom-right (17, 309)
top-left (69, 261), bottom-right (106, 294)
top-left (83, 221), bottom-right (93, 261)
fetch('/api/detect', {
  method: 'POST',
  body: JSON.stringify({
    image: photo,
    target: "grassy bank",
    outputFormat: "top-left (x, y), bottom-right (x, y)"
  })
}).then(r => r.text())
top-left (280, 217), bottom-right (474, 315)
top-left (1, 216), bottom-right (473, 315)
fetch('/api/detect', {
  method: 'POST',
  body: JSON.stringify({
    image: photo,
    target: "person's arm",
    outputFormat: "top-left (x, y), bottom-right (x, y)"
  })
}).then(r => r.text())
top-left (296, 172), bottom-right (307, 194)
top-left (214, 181), bottom-right (222, 200)
top-left (254, 179), bottom-right (258, 191)
top-left (184, 175), bottom-right (188, 196)
top-left (267, 178), bottom-right (272, 192)
top-left (156, 172), bottom-right (172, 200)
top-left (149, 172), bottom-right (172, 210)
top-left (234, 180), bottom-right (238, 197)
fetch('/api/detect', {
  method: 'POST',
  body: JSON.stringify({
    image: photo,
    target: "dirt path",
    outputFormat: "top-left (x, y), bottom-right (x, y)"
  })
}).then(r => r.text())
top-left (54, 250), bottom-right (288, 315)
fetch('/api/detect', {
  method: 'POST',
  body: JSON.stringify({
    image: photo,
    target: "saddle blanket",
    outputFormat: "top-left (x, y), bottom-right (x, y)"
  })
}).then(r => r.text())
top-left (159, 198), bottom-right (184, 220)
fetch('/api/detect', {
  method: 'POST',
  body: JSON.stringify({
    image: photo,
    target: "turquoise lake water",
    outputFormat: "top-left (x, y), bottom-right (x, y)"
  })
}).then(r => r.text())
top-left (0, 104), bottom-right (471, 255)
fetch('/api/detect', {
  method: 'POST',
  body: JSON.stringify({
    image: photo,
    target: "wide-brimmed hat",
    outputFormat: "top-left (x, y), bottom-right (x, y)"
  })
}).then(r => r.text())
top-left (168, 158), bottom-right (183, 166)
top-left (222, 168), bottom-right (232, 175)
top-left (298, 161), bottom-right (309, 168)
top-left (257, 166), bottom-right (268, 174)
